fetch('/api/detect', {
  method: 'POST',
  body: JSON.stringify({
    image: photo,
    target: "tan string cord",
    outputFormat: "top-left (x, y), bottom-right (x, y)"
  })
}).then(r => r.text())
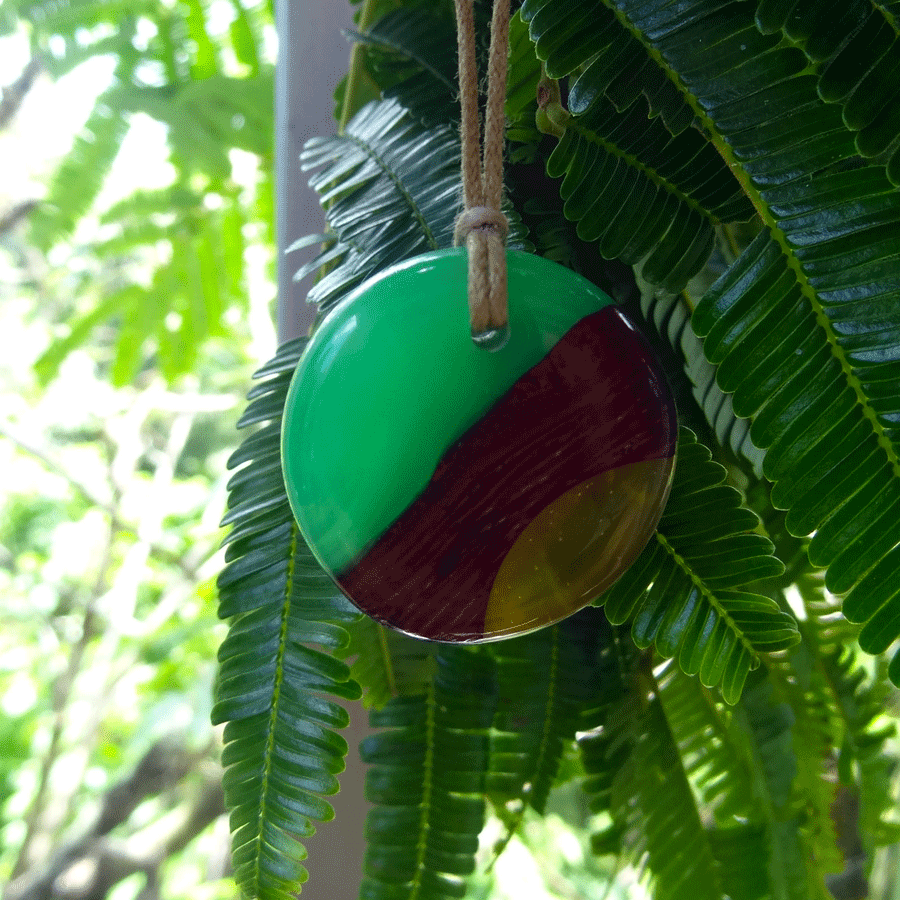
top-left (453, 0), bottom-right (511, 349)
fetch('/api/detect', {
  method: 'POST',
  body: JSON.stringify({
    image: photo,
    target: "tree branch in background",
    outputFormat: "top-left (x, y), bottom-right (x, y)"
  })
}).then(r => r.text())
top-left (0, 421), bottom-right (200, 581)
top-left (10, 586), bottom-right (106, 881)
top-left (0, 57), bottom-right (42, 130)
top-left (5, 738), bottom-right (225, 900)
top-left (0, 199), bottom-right (40, 236)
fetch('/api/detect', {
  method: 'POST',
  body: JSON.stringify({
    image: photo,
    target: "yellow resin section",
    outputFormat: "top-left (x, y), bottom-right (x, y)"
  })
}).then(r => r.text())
top-left (484, 458), bottom-right (674, 637)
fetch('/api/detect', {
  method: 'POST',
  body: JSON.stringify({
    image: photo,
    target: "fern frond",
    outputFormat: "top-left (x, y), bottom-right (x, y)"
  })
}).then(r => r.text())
top-left (133, 72), bottom-right (274, 177)
top-left (340, 616), bottom-right (437, 710)
top-left (520, 0), bottom-right (695, 134)
top-left (782, 608), bottom-right (900, 854)
top-left (229, 0), bottom-right (263, 74)
top-left (755, 0), bottom-right (900, 181)
top-left (504, 10), bottom-right (543, 164)
top-left (15, 0), bottom-right (154, 46)
top-left (486, 607), bottom-right (608, 859)
top-left (183, 0), bottom-right (219, 78)
top-left (599, 428), bottom-right (797, 703)
top-left (348, 5), bottom-right (458, 125)
top-left (598, 0), bottom-right (900, 683)
top-left (599, 693), bottom-right (725, 900)
top-left (543, 91), bottom-right (755, 293)
top-left (737, 674), bottom-right (834, 900)
top-left (655, 662), bottom-right (756, 823)
top-left (213, 339), bottom-right (363, 900)
top-left (361, 647), bottom-right (495, 900)
top-left (708, 824), bottom-right (770, 900)
top-left (28, 77), bottom-right (132, 251)
top-left (298, 98), bottom-right (530, 312)
top-left (34, 289), bottom-right (134, 386)
top-left (519, 0), bottom-right (755, 294)
top-left (639, 289), bottom-right (765, 477)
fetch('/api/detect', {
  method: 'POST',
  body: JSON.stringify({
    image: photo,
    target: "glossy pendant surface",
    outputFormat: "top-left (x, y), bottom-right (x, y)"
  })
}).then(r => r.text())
top-left (282, 249), bottom-right (677, 642)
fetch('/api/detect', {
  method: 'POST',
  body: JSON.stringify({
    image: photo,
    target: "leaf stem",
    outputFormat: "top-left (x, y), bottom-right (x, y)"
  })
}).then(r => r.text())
top-left (339, 0), bottom-right (380, 134)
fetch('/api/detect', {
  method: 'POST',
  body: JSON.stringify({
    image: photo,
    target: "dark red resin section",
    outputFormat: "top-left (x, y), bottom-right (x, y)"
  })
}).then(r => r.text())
top-left (337, 306), bottom-right (677, 641)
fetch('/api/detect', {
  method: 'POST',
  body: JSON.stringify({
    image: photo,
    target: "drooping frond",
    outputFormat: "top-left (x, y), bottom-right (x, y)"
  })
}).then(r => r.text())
top-left (590, 0), bottom-right (900, 684)
top-left (28, 76), bottom-right (132, 252)
top-left (15, 0), bottom-right (273, 388)
top-left (9, 0), bottom-right (155, 70)
top-left (708, 824), bottom-right (770, 900)
top-left (68, 201), bottom-right (242, 386)
top-left (348, 5), bottom-right (458, 125)
top-left (518, 0), bottom-right (756, 294)
top-left (361, 647), bottom-right (495, 900)
top-left (297, 98), bottom-right (530, 313)
top-left (229, 0), bottom-right (264, 74)
top-left (655, 662), bottom-right (757, 823)
top-left (544, 91), bottom-right (756, 293)
top-left (340, 616), bottom-right (437, 710)
top-left (584, 690), bottom-right (726, 900)
top-left (132, 72), bottom-right (274, 178)
top-left (599, 428), bottom-right (797, 703)
top-left (737, 673), bottom-right (833, 900)
top-left (639, 288), bottom-right (765, 477)
top-left (486, 607), bottom-right (608, 857)
top-left (213, 339), bottom-right (363, 900)
top-left (504, 10), bottom-right (544, 164)
top-left (754, 0), bottom-right (900, 182)
top-left (772, 579), bottom-right (900, 854)
top-left (572, 626), bottom-right (643, 857)
top-left (520, 0), bottom-right (694, 133)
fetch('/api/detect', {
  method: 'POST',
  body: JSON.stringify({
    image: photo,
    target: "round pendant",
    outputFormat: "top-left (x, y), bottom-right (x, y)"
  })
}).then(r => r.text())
top-left (282, 249), bottom-right (677, 642)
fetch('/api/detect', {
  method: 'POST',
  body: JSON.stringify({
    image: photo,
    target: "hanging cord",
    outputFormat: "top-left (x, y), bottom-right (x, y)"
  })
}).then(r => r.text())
top-left (453, 0), bottom-right (511, 350)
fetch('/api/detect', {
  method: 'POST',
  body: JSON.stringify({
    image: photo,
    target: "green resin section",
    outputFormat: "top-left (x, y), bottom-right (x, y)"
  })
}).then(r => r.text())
top-left (281, 249), bottom-right (614, 573)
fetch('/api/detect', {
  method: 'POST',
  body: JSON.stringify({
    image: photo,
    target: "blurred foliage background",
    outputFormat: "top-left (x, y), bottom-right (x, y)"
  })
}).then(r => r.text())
top-left (0, 2), bottom-right (274, 898)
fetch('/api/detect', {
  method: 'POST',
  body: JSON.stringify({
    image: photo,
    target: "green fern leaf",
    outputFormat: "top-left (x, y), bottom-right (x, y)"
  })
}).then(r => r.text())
top-left (214, 339), bottom-right (363, 900)
top-left (599, 428), bottom-right (796, 703)
top-left (487, 606), bottom-right (608, 860)
top-left (543, 93), bottom-right (755, 293)
top-left (520, 0), bottom-right (695, 134)
top-left (519, 0), bottom-right (755, 293)
top-left (34, 289), bottom-right (134, 386)
top-left (340, 616), bottom-right (437, 710)
top-left (184, 0), bottom-right (219, 78)
top-left (15, 0), bottom-right (155, 68)
top-left (757, 0), bottom-right (900, 179)
top-left (601, 0), bottom-right (900, 683)
top-left (778, 582), bottom-right (900, 855)
top-left (599, 693), bottom-right (726, 900)
top-left (656, 663), bottom-right (757, 823)
top-left (348, 5), bottom-right (458, 125)
top-left (708, 824), bottom-right (770, 900)
top-left (361, 647), bottom-right (495, 900)
top-left (737, 674), bottom-right (834, 900)
top-left (28, 77), bottom-right (132, 251)
top-left (229, 0), bottom-right (262, 74)
top-left (298, 98), bottom-right (530, 312)
top-left (692, 226), bottom-right (900, 678)
top-left (639, 288), bottom-right (765, 477)
top-left (504, 10), bottom-right (544, 164)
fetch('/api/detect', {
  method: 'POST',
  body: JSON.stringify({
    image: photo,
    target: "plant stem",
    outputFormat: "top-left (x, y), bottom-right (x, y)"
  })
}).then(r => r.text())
top-left (338, 0), bottom-right (380, 134)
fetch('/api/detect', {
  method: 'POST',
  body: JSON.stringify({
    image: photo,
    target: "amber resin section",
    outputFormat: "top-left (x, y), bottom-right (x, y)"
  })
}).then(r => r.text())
top-left (484, 458), bottom-right (673, 637)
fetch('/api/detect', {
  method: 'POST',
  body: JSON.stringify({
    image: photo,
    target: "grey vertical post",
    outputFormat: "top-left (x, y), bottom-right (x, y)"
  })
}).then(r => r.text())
top-left (273, 4), bottom-right (372, 899)
top-left (275, 1), bottom-right (354, 341)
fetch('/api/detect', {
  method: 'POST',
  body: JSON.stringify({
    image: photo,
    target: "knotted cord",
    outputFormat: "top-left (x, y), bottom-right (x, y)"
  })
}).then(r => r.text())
top-left (453, 0), bottom-right (511, 350)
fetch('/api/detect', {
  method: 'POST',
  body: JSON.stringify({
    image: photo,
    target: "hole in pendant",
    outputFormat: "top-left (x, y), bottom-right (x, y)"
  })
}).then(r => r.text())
top-left (472, 324), bottom-right (511, 352)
